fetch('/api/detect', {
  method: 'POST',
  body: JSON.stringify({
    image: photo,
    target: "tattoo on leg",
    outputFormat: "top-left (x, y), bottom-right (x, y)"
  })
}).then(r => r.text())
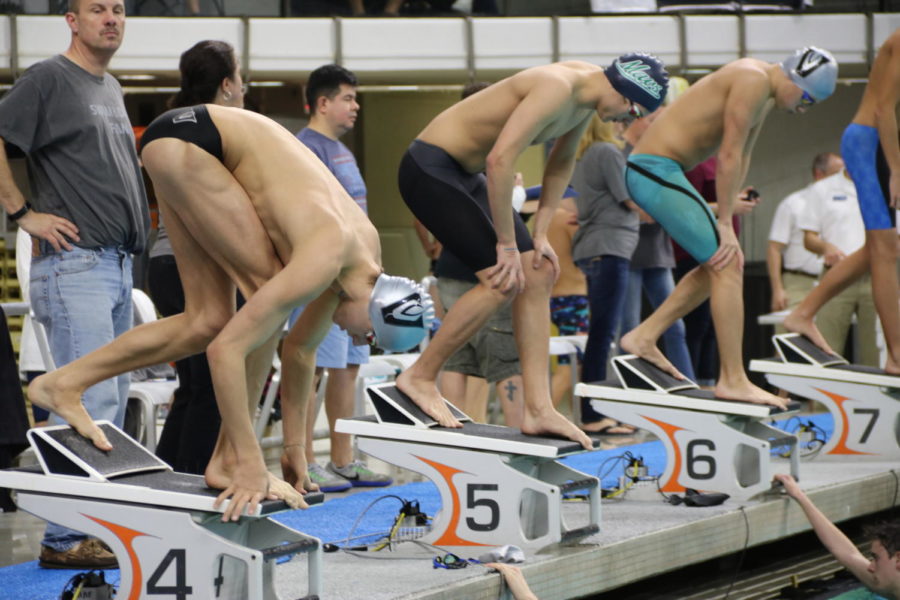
top-left (504, 380), bottom-right (517, 403)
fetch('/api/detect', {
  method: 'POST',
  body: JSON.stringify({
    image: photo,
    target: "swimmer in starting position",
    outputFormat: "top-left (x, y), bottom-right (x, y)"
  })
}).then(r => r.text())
top-left (785, 29), bottom-right (900, 374)
top-left (620, 47), bottom-right (839, 410)
top-left (397, 54), bottom-right (671, 448)
top-left (30, 104), bottom-right (433, 520)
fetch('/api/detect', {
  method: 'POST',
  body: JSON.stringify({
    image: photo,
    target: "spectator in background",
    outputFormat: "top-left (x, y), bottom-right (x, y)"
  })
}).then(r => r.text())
top-left (149, 40), bottom-right (244, 477)
top-left (546, 194), bottom-right (587, 410)
top-left (0, 0), bottom-right (149, 568)
top-left (348, 0), bottom-right (459, 16)
top-left (291, 64), bottom-right (392, 492)
top-left (798, 167), bottom-right (878, 365)
top-left (570, 115), bottom-right (639, 433)
top-left (0, 307), bottom-right (28, 513)
top-left (414, 217), bottom-right (443, 275)
top-left (766, 152), bottom-right (843, 331)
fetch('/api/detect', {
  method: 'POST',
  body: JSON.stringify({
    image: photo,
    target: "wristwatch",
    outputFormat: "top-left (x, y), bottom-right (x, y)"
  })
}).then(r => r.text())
top-left (8, 202), bottom-right (31, 221)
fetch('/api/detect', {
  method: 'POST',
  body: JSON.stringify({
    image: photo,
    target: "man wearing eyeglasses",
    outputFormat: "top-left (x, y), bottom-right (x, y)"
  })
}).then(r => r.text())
top-left (395, 54), bottom-right (668, 446)
top-left (786, 29), bottom-right (900, 376)
top-left (620, 47), bottom-right (838, 410)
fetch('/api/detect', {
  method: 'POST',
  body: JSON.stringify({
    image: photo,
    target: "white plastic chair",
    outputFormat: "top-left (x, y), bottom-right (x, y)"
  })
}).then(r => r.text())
top-left (126, 289), bottom-right (179, 451)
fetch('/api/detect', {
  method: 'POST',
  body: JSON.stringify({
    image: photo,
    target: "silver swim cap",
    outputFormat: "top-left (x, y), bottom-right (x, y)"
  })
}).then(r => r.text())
top-left (368, 274), bottom-right (435, 352)
top-left (781, 46), bottom-right (838, 103)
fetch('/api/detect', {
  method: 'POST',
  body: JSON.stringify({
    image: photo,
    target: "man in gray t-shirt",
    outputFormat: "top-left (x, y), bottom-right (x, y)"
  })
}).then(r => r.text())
top-left (0, 0), bottom-right (147, 569)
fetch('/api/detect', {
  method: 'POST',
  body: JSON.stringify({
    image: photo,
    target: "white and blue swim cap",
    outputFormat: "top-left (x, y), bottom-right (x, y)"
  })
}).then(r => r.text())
top-left (780, 46), bottom-right (838, 102)
top-left (368, 274), bottom-right (435, 352)
top-left (604, 52), bottom-right (670, 113)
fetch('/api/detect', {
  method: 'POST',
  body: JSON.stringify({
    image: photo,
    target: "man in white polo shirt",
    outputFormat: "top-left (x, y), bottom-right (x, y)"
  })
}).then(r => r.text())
top-left (767, 152), bottom-right (844, 333)
top-left (799, 168), bottom-right (878, 365)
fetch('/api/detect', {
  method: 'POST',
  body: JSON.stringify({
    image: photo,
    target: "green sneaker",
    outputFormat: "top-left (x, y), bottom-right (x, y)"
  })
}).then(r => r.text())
top-left (327, 461), bottom-right (393, 487)
top-left (307, 462), bottom-right (351, 493)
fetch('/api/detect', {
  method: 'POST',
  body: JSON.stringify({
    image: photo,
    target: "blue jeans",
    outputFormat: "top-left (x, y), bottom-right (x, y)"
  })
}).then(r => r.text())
top-left (577, 256), bottom-right (629, 422)
top-left (31, 246), bottom-right (134, 551)
top-left (620, 266), bottom-right (696, 381)
top-left (579, 256), bottom-right (630, 384)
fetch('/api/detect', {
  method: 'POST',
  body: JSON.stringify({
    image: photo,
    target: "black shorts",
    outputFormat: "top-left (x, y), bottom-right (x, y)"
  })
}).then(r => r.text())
top-left (139, 104), bottom-right (224, 163)
top-left (398, 139), bottom-right (533, 274)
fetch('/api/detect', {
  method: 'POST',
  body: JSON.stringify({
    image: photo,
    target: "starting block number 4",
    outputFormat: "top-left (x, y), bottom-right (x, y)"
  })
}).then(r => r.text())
top-left (23, 494), bottom-right (282, 600)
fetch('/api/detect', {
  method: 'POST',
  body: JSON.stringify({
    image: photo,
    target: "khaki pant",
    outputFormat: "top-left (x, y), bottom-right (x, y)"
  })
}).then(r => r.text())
top-left (774, 271), bottom-right (818, 335)
top-left (816, 272), bottom-right (878, 366)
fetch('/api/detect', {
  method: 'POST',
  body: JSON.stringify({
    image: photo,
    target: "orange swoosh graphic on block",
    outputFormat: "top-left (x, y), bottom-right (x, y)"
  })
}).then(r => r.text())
top-left (643, 415), bottom-right (687, 492)
top-left (84, 514), bottom-right (152, 600)
top-left (815, 388), bottom-right (873, 455)
top-left (415, 455), bottom-right (490, 547)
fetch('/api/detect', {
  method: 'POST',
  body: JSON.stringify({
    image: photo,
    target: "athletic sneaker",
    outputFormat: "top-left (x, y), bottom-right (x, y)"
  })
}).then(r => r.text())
top-left (327, 460), bottom-right (393, 487)
top-left (39, 538), bottom-right (118, 569)
top-left (308, 462), bottom-right (352, 493)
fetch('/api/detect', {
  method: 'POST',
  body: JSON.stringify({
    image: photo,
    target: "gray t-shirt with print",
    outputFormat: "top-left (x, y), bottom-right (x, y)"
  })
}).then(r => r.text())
top-left (571, 141), bottom-right (638, 261)
top-left (0, 55), bottom-right (149, 253)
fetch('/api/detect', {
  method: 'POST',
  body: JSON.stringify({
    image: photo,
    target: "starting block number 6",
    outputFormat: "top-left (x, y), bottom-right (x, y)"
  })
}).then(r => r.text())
top-left (686, 440), bottom-right (717, 481)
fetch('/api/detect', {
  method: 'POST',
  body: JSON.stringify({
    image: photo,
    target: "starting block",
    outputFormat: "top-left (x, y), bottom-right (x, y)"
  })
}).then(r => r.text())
top-left (576, 355), bottom-right (801, 500)
top-left (335, 383), bottom-right (601, 554)
top-left (750, 333), bottom-right (900, 460)
top-left (0, 422), bottom-right (323, 600)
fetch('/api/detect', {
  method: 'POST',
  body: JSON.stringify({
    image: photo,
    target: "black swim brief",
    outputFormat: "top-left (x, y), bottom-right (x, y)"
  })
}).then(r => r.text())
top-left (398, 139), bottom-right (533, 274)
top-left (139, 104), bottom-right (224, 163)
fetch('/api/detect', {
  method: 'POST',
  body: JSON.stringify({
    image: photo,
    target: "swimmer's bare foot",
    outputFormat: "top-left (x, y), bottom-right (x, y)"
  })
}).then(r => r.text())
top-left (396, 369), bottom-right (462, 428)
top-left (882, 349), bottom-right (900, 375)
top-left (620, 329), bottom-right (685, 380)
top-left (27, 373), bottom-right (112, 451)
top-left (204, 451), bottom-right (233, 492)
top-left (782, 311), bottom-right (838, 357)
top-left (521, 406), bottom-right (592, 450)
top-left (715, 379), bottom-right (788, 411)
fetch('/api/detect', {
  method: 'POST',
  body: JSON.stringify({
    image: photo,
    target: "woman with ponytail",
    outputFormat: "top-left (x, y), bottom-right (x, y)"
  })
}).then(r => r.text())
top-left (148, 40), bottom-right (244, 474)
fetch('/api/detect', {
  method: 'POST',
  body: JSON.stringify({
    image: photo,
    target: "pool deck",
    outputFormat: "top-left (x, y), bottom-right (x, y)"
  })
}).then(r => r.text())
top-left (271, 460), bottom-right (898, 599)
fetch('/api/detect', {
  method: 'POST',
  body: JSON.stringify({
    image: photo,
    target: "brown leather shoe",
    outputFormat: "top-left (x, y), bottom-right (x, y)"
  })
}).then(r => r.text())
top-left (39, 538), bottom-right (118, 569)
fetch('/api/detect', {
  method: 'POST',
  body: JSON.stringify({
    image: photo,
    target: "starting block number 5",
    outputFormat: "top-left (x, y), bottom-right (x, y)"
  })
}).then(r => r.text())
top-left (466, 484), bottom-right (500, 532)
